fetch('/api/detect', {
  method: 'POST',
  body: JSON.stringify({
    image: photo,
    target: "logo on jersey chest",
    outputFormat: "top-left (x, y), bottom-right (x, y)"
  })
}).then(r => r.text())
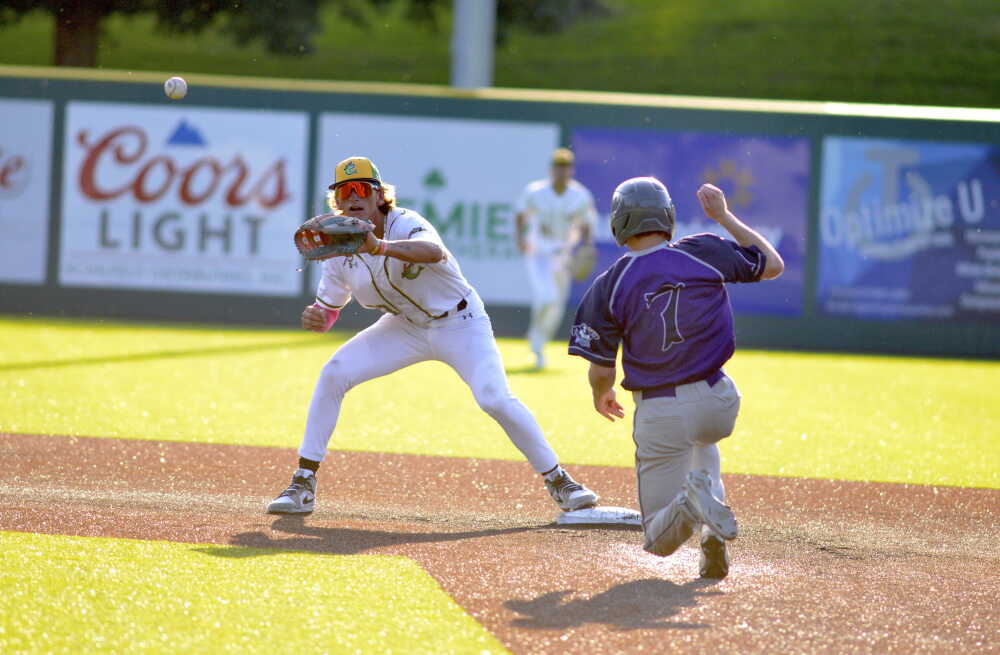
top-left (402, 263), bottom-right (425, 279)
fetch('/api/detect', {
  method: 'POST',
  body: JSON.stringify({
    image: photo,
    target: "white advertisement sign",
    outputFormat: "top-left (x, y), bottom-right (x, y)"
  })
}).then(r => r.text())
top-left (60, 102), bottom-right (308, 296)
top-left (316, 113), bottom-right (560, 304)
top-left (0, 99), bottom-right (53, 284)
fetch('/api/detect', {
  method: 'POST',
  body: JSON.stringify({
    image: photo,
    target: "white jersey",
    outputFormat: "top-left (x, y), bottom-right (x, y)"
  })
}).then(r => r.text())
top-left (315, 207), bottom-right (473, 327)
top-left (515, 179), bottom-right (597, 256)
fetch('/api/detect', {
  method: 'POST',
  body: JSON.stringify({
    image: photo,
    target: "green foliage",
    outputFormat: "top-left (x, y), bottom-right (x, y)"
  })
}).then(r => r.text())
top-left (0, 0), bottom-right (606, 60)
top-left (328, 0), bottom-right (608, 44)
top-left (218, 0), bottom-right (320, 55)
top-left (0, 0), bottom-right (322, 57)
top-left (494, 0), bottom-right (609, 43)
top-left (0, 0), bottom-right (996, 105)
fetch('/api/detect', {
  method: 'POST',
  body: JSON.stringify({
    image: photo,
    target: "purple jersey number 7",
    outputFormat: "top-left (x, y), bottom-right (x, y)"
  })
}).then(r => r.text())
top-left (643, 283), bottom-right (685, 352)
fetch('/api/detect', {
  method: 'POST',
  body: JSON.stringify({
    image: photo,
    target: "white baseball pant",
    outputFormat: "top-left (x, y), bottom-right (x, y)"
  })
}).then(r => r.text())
top-left (298, 294), bottom-right (560, 473)
top-left (526, 250), bottom-right (572, 357)
top-left (631, 375), bottom-right (741, 556)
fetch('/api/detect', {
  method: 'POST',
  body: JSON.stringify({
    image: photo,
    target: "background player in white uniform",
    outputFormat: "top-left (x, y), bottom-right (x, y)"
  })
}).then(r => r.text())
top-left (267, 156), bottom-right (599, 515)
top-left (515, 148), bottom-right (598, 369)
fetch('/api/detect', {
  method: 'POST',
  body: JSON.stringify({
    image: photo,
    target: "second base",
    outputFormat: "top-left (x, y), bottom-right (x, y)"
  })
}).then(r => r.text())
top-left (556, 506), bottom-right (642, 526)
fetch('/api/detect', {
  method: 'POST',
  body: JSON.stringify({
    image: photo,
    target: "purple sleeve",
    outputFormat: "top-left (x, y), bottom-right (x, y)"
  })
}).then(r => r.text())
top-left (674, 233), bottom-right (766, 283)
top-left (568, 270), bottom-right (622, 366)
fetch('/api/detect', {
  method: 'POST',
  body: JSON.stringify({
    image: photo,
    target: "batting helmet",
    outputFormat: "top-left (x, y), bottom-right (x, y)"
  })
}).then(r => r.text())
top-left (609, 177), bottom-right (676, 246)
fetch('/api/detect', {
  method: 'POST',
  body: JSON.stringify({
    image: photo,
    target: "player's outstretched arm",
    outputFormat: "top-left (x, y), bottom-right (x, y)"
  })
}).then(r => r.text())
top-left (696, 183), bottom-right (785, 280)
top-left (362, 231), bottom-right (444, 263)
top-left (589, 362), bottom-right (625, 422)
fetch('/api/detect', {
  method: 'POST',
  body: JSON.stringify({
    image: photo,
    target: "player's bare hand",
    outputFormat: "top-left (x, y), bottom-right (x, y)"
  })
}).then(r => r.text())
top-left (697, 183), bottom-right (730, 222)
top-left (594, 389), bottom-right (625, 422)
top-left (301, 305), bottom-right (328, 332)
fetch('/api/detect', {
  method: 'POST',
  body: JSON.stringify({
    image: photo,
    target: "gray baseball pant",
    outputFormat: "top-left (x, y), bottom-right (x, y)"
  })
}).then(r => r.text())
top-left (631, 374), bottom-right (741, 556)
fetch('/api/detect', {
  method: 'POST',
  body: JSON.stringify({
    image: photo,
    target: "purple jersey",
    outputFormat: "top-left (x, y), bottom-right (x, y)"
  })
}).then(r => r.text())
top-left (568, 233), bottom-right (766, 390)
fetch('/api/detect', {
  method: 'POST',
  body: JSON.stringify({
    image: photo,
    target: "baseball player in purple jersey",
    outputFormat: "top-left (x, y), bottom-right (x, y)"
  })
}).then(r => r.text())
top-left (568, 177), bottom-right (784, 578)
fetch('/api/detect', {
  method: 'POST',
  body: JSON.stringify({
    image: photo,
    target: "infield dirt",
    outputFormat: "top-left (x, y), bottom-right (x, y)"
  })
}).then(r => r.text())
top-left (3, 433), bottom-right (998, 654)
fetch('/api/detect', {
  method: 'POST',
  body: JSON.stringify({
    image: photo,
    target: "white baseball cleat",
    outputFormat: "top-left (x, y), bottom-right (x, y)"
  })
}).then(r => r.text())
top-left (683, 470), bottom-right (738, 540)
top-left (544, 466), bottom-right (599, 511)
top-left (266, 468), bottom-right (317, 514)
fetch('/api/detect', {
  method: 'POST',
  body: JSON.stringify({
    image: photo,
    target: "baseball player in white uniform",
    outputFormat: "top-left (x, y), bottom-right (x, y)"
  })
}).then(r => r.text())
top-left (267, 156), bottom-right (599, 515)
top-left (515, 148), bottom-right (598, 369)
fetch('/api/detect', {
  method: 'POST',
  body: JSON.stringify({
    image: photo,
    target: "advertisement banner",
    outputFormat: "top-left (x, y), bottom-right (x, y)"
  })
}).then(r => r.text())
top-left (818, 137), bottom-right (1000, 321)
top-left (571, 128), bottom-right (810, 315)
top-left (0, 99), bottom-right (53, 284)
top-left (60, 102), bottom-right (308, 296)
top-left (315, 113), bottom-right (560, 305)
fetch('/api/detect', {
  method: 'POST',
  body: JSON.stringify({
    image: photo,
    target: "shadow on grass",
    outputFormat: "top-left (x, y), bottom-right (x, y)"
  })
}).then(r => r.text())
top-left (193, 515), bottom-right (545, 558)
top-left (504, 365), bottom-right (556, 376)
top-left (504, 578), bottom-right (722, 631)
top-left (0, 338), bottom-right (320, 372)
top-left (549, 523), bottom-right (643, 533)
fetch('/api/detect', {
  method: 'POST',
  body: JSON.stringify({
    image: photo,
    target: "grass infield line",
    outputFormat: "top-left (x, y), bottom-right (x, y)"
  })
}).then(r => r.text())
top-left (0, 530), bottom-right (509, 655)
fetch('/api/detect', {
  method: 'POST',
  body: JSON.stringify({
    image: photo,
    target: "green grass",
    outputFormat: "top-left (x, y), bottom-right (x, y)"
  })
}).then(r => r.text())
top-left (1, 1), bottom-right (999, 107)
top-left (0, 316), bottom-right (996, 488)
top-left (0, 531), bottom-right (508, 655)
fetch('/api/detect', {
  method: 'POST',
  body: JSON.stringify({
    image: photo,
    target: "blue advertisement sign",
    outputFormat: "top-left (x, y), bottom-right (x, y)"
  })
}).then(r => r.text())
top-left (818, 137), bottom-right (999, 321)
top-left (570, 128), bottom-right (809, 315)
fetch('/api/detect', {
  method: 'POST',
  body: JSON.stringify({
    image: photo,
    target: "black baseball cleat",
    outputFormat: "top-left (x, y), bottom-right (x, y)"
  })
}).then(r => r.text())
top-left (544, 466), bottom-right (599, 511)
top-left (267, 468), bottom-right (317, 514)
top-left (699, 534), bottom-right (730, 579)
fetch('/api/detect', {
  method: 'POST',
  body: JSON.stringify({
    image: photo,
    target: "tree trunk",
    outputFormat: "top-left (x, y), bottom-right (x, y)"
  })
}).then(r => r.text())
top-left (54, 2), bottom-right (103, 67)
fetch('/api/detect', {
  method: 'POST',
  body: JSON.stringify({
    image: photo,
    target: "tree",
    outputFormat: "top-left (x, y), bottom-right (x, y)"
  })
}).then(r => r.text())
top-left (0, 0), bottom-right (321, 67)
top-left (357, 0), bottom-right (609, 44)
top-left (0, 0), bottom-right (607, 68)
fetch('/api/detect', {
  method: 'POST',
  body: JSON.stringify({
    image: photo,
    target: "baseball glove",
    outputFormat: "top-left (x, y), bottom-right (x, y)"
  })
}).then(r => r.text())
top-left (569, 244), bottom-right (598, 282)
top-left (294, 213), bottom-right (372, 260)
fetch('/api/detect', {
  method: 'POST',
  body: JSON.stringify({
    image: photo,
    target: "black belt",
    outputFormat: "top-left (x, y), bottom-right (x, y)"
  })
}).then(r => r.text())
top-left (439, 298), bottom-right (468, 318)
top-left (641, 370), bottom-right (725, 400)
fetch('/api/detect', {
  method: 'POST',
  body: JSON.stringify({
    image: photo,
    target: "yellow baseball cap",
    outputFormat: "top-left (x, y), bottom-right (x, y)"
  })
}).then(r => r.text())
top-left (552, 148), bottom-right (575, 166)
top-left (329, 156), bottom-right (383, 190)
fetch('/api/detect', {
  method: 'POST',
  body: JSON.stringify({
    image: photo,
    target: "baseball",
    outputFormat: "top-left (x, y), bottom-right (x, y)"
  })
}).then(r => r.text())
top-left (164, 76), bottom-right (187, 100)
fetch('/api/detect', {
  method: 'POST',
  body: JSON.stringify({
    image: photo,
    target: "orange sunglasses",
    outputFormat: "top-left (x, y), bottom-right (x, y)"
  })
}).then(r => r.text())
top-left (335, 180), bottom-right (377, 200)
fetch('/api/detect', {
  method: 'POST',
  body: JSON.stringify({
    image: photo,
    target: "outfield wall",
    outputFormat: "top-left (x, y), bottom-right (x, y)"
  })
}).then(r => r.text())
top-left (0, 66), bottom-right (998, 358)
